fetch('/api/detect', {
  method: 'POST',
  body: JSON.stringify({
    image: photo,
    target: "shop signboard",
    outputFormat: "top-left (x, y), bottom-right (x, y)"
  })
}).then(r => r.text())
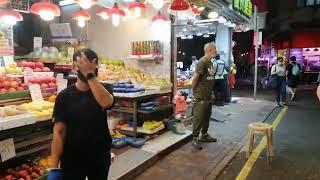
top-left (233, 0), bottom-right (253, 17)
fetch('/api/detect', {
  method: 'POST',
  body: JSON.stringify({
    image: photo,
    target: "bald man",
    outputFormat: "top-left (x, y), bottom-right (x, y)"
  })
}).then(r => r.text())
top-left (192, 43), bottom-right (218, 150)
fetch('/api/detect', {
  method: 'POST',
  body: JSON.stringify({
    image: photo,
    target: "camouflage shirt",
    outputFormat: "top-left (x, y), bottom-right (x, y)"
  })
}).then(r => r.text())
top-left (193, 56), bottom-right (215, 99)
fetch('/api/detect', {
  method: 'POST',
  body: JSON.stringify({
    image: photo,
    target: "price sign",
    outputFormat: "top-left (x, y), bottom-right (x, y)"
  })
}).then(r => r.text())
top-left (24, 68), bottom-right (34, 84)
top-left (56, 73), bottom-right (64, 82)
top-left (29, 84), bottom-right (44, 102)
top-left (0, 138), bottom-right (16, 162)
top-left (3, 56), bottom-right (14, 69)
top-left (57, 79), bottom-right (68, 94)
top-left (34, 37), bottom-right (42, 50)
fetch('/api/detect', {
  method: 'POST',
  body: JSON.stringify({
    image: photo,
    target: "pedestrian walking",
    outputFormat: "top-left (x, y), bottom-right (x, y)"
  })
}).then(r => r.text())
top-left (49, 48), bottom-right (115, 180)
top-left (212, 54), bottom-right (226, 106)
top-left (286, 56), bottom-right (301, 101)
top-left (192, 43), bottom-right (217, 150)
top-left (271, 57), bottom-right (287, 106)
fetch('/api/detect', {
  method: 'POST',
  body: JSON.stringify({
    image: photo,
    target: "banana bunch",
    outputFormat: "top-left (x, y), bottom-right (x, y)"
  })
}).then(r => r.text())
top-left (110, 129), bottom-right (126, 138)
top-left (143, 121), bottom-right (163, 131)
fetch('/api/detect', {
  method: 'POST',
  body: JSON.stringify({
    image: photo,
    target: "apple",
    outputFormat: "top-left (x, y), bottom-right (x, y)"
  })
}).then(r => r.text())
top-left (0, 88), bottom-right (7, 93)
top-left (20, 83), bottom-right (27, 89)
top-left (17, 87), bottom-right (24, 91)
top-left (35, 62), bottom-right (44, 69)
top-left (8, 88), bottom-right (16, 92)
top-left (28, 62), bottom-right (35, 69)
top-left (42, 67), bottom-right (51, 72)
top-left (48, 77), bottom-right (56, 83)
top-left (0, 82), bottom-right (3, 88)
top-left (3, 81), bottom-right (10, 89)
top-left (21, 60), bottom-right (28, 67)
top-left (10, 81), bottom-right (19, 88)
top-left (40, 83), bottom-right (49, 89)
top-left (34, 68), bottom-right (42, 72)
top-left (48, 82), bottom-right (56, 88)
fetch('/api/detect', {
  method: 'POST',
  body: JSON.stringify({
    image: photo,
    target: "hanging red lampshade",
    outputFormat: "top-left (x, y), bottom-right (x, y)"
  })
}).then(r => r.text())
top-left (192, 8), bottom-right (200, 15)
top-left (96, 8), bottom-right (110, 20)
top-left (108, 3), bottom-right (125, 27)
top-left (72, 10), bottom-right (90, 28)
top-left (75, 0), bottom-right (98, 9)
top-left (129, 1), bottom-right (146, 17)
top-left (0, 9), bottom-right (23, 26)
top-left (170, 0), bottom-right (190, 11)
top-left (30, 1), bottom-right (60, 21)
top-left (152, 11), bottom-right (168, 22)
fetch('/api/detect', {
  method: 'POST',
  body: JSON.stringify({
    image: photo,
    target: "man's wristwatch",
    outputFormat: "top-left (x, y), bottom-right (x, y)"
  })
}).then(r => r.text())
top-left (86, 72), bottom-right (95, 80)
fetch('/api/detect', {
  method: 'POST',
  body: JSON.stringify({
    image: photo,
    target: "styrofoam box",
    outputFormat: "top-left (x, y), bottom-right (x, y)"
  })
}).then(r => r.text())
top-left (0, 113), bottom-right (36, 131)
top-left (107, 117), bottom-right (123, 130)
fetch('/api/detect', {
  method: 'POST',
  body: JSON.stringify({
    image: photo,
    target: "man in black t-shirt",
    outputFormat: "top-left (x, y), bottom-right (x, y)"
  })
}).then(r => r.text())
top-left (49, 48), bottom-right (114, 180)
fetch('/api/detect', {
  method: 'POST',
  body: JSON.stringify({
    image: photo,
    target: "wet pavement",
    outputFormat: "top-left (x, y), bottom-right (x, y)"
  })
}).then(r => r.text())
top-left (217, 87), bottom-right (320, 180)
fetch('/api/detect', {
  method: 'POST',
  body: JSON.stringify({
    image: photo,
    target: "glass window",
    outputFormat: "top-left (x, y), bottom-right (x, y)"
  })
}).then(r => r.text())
top-left (316, 0), bottom-right (320, 4)
top-left (306, 0), bottom-right (315, 6)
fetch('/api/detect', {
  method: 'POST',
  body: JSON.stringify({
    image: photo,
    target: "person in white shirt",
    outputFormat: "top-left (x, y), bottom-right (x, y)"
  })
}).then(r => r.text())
top-left (212, 54), bottom-right (226, 106)
top-left (271, 57), bottom-right (287, 106)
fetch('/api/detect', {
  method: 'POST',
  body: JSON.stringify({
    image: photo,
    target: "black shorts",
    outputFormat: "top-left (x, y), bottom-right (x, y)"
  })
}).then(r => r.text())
top-left (288, 76), bottom-right (300, 88)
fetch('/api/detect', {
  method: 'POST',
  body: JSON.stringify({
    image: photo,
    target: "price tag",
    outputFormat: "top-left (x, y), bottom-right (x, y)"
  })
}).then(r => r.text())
top-left (29, 84), bottom-right (44, 102)
top-left (3, 56), bottom-right (14, 69)
top-left (56, 73), bottom-right (64, 83)
top-left (57, 79), bottom-right (68, 94)
top-left (23, 68), bottom-right (34, 84)
top-left (0, 138), bottom-right (16, 162)
top-left (34, 37), bottom-right (42, 50)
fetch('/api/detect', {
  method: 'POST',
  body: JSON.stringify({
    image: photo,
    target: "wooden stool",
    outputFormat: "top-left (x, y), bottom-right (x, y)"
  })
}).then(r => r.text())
top-left (246, 123), bottom-right (273, 163)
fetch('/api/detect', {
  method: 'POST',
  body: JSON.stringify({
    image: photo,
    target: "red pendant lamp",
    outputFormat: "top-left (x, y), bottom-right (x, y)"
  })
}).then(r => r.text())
top-left (96, 8), bottom-right (110, 20)
top-left (170, 0), bottom-right (190, 11)
top-left (72, 10), bottom-right (90, 28)
top-left (0, 9), bottom-right (23, 26)
top-left (108, 3), bottom-right (125, 27)
top-left (129, 1), bottom-right (146, 18)
top-left (192, 8), bottom-right (200, 15)
top-left (30, 0), bottom-right (60, 21)
top-left (75, 0), bottom-right (98, 9)
top-left (152, 11), bottom-right (168, 22)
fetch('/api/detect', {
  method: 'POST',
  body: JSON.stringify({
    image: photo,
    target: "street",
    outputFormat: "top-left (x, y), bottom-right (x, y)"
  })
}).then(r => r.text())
top-left (217, 87), bottom-right (320, 180)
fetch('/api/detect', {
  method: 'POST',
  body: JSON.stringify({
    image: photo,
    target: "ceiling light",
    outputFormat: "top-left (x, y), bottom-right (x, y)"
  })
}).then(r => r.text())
top-left (30, 1), bottom-right (60, 21)
top-left (182, 28), bottom-right (187, 32)
top-left (170, 0), bottom-right (190, 11)
top-left (187, 35), bottom-right (193, 39)
top-left (203, 34), bottom-right (210, 38)
top-left (0, 9), bottom-right (23, 26)
top-left (72, 10), bottom-right (90, 28)
top-left (108, 3), bottom-right (126, 27)
top-left (76, 0), bottom-right (97, 9)
top-left (129, 1), bottom-right (146, 18)
top-left (208, 11), bottom-right (218, 19)
top-left (196, 32), bottom-right (203, 36)
top-left (59, 0), bottom-right (75, 6)
top-left (96, 8), bottom-right (109, 20)
top-left (219, 17), bottom-right (227, 23)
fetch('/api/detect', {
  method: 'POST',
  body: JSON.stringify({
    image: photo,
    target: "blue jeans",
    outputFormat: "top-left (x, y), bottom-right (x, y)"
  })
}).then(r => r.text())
top-left (276, 76), bottom-right (286, 103)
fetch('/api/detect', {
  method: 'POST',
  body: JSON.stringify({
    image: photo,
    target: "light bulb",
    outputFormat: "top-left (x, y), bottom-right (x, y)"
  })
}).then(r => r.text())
top-left (79, 0), bottom-right (92, 9)
top-left (208, 11), bottom-right (218, 19)
top-left (112, 14), bottom-right (120, 27)
top-left (39, 10), bottom-right (54, 21)
top-left (100, 12), bottom-right (109, 20)
top-left (0, 15), bottom-right (17, 26)
top-left (187, 35), bottom-right (193, 39)
top-left (152, 0), bottom-right (163, 9)
top-left (196, 32), bottom-right (203, 36)
top-left (133, 7), bottom-right (141, 18)
top-left (77, 17), bottom-right (86, 28)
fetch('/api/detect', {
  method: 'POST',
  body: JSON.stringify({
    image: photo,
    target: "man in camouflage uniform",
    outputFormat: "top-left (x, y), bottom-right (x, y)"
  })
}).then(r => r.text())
top-left (192, 43), bottom-right (217, 150)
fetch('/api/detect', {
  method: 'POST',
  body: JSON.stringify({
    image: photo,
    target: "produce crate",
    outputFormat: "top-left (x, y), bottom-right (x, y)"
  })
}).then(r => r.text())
top-left (0, 90), bottom-right (30, 101)
top-left (0, 113), bottom-right (35, 131)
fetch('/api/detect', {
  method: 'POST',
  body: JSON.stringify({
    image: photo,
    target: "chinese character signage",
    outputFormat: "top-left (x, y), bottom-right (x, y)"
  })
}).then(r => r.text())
top-left (233, 0), bottom-right (253, 17)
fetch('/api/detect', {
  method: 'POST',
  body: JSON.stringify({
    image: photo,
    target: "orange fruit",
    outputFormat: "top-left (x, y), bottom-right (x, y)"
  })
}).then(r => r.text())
top-left (48, 95), bottom-right (56, 103)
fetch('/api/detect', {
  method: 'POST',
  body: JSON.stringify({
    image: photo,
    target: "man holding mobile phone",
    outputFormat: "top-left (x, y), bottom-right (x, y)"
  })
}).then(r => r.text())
top-left (49, 48), bottom-right (114, 180)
